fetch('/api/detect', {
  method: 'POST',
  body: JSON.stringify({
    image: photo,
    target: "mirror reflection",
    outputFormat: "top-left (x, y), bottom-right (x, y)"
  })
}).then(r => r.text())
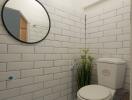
top-left (2, 0), bottom-right (50, 43)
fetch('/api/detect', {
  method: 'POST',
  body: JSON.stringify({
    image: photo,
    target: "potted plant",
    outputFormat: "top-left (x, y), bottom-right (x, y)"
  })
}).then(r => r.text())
top-left (76, 49), bottom-right (94, 90)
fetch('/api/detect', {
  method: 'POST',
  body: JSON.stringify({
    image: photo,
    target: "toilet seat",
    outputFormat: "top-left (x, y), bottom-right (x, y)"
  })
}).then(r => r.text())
top-left (78, 85), bottom-right (112, 100)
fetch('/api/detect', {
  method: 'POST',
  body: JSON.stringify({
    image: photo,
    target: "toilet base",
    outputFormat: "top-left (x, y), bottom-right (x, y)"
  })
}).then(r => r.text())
top-left (77, 85), bottom-right (115, 100)
top-left (77, 95), bottom-right (113, 100)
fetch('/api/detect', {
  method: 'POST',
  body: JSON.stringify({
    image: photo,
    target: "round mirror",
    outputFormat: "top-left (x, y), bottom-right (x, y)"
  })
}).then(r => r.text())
top-left (1, 0), bottom-right (51, 44)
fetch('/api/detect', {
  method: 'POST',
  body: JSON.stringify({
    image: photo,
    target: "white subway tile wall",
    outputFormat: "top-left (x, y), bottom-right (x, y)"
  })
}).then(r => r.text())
top-left (86, 0), bottom-right (130, 90)
top-left (0, 0), bottom-right (85, 100)
top-left (0, 0), bottom-right (131, 100)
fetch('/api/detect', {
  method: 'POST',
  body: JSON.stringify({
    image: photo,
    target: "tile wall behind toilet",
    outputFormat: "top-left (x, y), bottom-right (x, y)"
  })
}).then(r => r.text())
top-left (0, 0), bottom-right (85, 100)
top-left (86, 0), bottom-right (131, 90)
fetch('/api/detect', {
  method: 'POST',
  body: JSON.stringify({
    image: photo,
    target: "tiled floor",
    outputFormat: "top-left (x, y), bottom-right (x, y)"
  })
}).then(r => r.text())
top-left (114, 89), bottom-right (129, 100)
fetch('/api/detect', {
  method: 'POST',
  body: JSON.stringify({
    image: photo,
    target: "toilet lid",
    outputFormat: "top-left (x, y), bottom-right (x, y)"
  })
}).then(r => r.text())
top-left (78, 85), bottom-right (111, 100)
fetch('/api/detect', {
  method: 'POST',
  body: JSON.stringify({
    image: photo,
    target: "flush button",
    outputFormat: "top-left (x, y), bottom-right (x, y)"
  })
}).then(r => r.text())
top-left (8, 75), bottom-right (16, 81)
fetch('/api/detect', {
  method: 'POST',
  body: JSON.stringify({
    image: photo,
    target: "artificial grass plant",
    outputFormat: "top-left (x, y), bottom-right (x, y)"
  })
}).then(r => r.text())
top-left (76, 49), bottom-right (94, 90)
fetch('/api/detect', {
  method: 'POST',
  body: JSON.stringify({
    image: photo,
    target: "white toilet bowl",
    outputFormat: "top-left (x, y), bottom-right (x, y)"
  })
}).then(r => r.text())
top-left (77, 58), bottom-right (126, 100)
top-left (77, 85), bottom-right (115, 100)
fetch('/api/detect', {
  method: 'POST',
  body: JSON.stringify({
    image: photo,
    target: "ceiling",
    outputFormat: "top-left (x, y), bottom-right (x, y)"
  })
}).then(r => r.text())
top-left (45, 0), bottom-right (102, 11)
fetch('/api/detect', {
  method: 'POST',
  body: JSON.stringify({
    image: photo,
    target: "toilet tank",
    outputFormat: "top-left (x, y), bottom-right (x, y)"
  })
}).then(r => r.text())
top-left (97, 58), bottom-right (126, 89)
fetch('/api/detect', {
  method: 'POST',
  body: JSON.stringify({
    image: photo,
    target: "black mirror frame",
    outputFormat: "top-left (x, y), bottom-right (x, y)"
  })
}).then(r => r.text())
top-left (1, 0), bottom-right (51, 44)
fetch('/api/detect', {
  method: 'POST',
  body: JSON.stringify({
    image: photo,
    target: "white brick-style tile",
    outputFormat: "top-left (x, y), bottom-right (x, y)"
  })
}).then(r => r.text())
top-left (101, 10), bottom-right (116, 19)
top-left (117, 20), bottom-right (130, 28)
top-left (22, 54), bottom-right (44, 61)
top-left (123, 27), bottom-right (131, 33)
top-left (8, 45), bottom-right (34, 53)
top-left (89, 49), bottom-right (99, 54)
top-left (117, 6), bottom-right (130, 15)
top-left (69, 14), bottom-right (81, 22)
top-left (0, 81), bottom-right (6, 90)
top-left (88, 32), bottom-right (103, 38)
top-left (100, 23), bottom-right (116, 31)
top-left (55, 34), bottom-right (70, 42)
top-left (54, 60), bottom-right (70, 67)
top-left (0, 35), bottom-right (18, 44)
top-left (123, 13), bottom-right (130, 20)
top-left (7, 62), bottom-right (34, 71)
top-left (7, 77), bottom-right (33, 88)
top-left (60, 77), bottom-right (72, 84)
top-left (123, 41), bottom-right (130, 48)
top-left (0, 54), bottom-right (21, 62)
top-left (21, 68), bottom-right (43, 78)
top-left (70, 37), bottom-right (80, 43)
top-left (34, 61), bottom-right (53, 68)
top-left (56, 96), bottom-right (67, 100)
top-left (0, 44), bottom-right (7, 53)
top-left (0, 0), bottom-right (130, 100)
top-left (35, 46), bottom-right (54, 54)
top-left (103, 42), bottom-right (122, 48)
top-left (51, 27), bottom-right (61, 35)
top-left (87, 20), bottom-right (103, 27)
top-left (61, 88), bottom-right (72, 96)
top-left (44, 79), bottom-right (60, 88)
top-left (44, 92), bottom-right (60, 100)
top-left (51, 14), bottom-right (62, 22)
top-left (0, 1), bottom-right (84, 100)
top-left (88, 43), bottom-right (103, 49)
top-left (117, 48), bottom-right (130, 55)
top-left (35, 97), bottom-right (44, 100)
top-left (62, 18), bottom-right (75, 26)
top-left (0, 88), bottom-right (20, 100)
top-left (55, 9), bottom-right (68, 17)
top-left (86, 2), bottom-right (131, 90)
top-left (45, 54), bottom-right (61, 60)
top-left (6, 94), bottom-right (32, 100)
top-left (70, 26), bottom-right (81, 33)
top-left (123, 0), bottom-right (130, 6)
top-left (87, 27), bottom-right (99, 33)
top-left (117, 34), bottom-right (130, 41)
top-left (54, 72), bottom-right (69, 79)
top-left (62, 42), bottom-right (74, 48)
top-left (52, 84), bottom-right (66, 93)
top-left (87, 16), bottom-right (100, 23)
top-left (0, 71), bottom-right (20, 81)
top-left (34, 74), bottom-right (53, 83)
top-left (52, 41), bottom-right (62, 47)
top-left (99, 49), bottom-right (116, 55)
top-left (55, 22), bottom-right (70, 30)
top-left (54, 48), bottom-right (68, 54)
top-left (62, 30), bottom-right (74, 37)
top-left (99, 36), bottom-right (116, 42)
top-left (33, 88), bottom-right (52, 99)
top-left (104, 15), bottom-right (123, 24)
top-left (103, 29), bottom-right (117, 36)
top-left (21, 83), bottom-right (43, 94)
top-left (86, 38), bottom-right (98, 43)
top-left (0, 63), bottom-right (6, 72)
top-left (44, 67), bottom-right (61, 74)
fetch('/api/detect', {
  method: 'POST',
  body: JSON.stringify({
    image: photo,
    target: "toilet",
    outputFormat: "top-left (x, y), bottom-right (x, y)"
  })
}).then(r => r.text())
top-left (77, 58), bottom-right (126, 100)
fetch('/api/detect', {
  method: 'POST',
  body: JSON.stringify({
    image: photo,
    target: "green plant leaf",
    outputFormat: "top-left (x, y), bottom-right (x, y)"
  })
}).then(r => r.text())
top-left (76, 49), bottom-right (94, 90)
